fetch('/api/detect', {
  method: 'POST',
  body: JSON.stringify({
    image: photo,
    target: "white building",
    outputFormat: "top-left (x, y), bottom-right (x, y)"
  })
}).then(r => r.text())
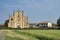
top-left (37, 21), bottom-right (58, 28)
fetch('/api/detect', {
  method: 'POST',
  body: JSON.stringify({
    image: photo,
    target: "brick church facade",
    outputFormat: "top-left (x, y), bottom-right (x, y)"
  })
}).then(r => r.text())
top-left (8, 10), bottom-right (29, 28)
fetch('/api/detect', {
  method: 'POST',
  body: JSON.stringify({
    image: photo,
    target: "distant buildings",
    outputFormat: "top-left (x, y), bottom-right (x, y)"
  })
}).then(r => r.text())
top-left (29, 21), bottom-right (58, 29)
top-left (38, 21), bottom-right (58, 28)
top-left (3, 9), bottom-right (58, 29)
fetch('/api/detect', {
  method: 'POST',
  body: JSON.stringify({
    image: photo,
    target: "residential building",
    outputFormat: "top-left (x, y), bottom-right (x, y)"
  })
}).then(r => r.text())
top-left (37, 21), bottom-right (58, 28)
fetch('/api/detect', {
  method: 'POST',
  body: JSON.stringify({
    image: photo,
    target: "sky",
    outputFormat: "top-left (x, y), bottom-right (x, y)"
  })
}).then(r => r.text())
top-left (0, 0), bottom-right (60, 24)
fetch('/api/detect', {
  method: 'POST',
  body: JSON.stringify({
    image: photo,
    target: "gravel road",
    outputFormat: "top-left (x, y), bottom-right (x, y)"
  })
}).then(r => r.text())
top-left (0, 30), bottom-right (4, 40)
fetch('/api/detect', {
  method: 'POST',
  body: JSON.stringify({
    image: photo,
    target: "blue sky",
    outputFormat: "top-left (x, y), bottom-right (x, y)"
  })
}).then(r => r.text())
top-left (0, 0), bottom-right (60, 24)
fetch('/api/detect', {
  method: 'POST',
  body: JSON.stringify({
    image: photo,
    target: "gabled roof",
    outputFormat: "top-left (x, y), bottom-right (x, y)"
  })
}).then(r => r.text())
top-left (38, 21), bottom-right (52, 24)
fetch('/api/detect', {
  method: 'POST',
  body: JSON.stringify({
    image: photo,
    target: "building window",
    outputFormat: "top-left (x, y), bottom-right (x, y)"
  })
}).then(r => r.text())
top-left (11, 18), bottom-right (13, 21)
top-left (18, 12), bottom-right (20, 17)
top-left (18, 15), bottom-right (20, 17)
top-left (45, 24), bottom-right (47, 26)
top-left (18, 14), bottom-right (20, 22)
top-left (41, 24), bottom-right (43, 25)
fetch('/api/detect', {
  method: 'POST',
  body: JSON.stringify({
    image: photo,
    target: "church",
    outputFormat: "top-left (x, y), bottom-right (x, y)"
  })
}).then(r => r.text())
top-left (8, 10), bottom-right (29, 28)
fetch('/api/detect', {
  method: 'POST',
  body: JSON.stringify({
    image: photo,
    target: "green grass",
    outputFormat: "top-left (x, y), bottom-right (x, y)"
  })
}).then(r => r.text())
top-left (2, 30), bottom-right (60, 40)
top-left (5, 36), bottom-right (23, 40)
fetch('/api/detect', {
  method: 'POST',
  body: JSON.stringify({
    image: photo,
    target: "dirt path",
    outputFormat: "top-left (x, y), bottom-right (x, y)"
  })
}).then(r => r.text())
top-left (0, 30), bottom-right (4, 40)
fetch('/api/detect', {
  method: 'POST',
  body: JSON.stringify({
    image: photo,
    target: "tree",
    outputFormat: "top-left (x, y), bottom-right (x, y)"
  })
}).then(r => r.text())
top-left (4, 19), bottom-right (9, 27)
top-left (57, 17), bottom-right (60, 27)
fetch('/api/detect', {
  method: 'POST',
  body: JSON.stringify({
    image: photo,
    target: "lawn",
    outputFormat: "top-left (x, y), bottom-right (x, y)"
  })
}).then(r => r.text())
top-left (2, 30), bottom-right (60, 40)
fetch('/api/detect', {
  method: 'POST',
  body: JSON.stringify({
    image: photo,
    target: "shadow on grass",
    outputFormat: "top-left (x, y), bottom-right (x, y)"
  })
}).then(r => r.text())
top-left (14, 30), bottom-right (54, 40)
top-left (0, 27), bottom-right (59, 30)
top-left (35, 35), bottom-right (53, 40)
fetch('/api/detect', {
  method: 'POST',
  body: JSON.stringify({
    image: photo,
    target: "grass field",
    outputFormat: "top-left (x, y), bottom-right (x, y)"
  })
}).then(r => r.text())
top-left (2, 30), bottom-right (60, 40)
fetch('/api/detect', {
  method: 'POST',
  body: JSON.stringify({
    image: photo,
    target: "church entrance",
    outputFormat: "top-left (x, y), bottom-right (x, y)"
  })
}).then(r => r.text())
top-left (17, 25), bottom-right (21, 28)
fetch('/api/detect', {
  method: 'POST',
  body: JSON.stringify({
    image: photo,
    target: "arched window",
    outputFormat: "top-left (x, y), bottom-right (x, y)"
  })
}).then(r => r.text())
top-left (18, 16), bottom-right (20, 22)
top-left (11, 18), bottom-right (13, 21)
top-left (18, 13), bottom-right (20, 22)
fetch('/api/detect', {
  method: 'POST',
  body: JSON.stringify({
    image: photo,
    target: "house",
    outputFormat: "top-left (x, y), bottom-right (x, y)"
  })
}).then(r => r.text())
top-left (37, 21), bottom-right (58, 28)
